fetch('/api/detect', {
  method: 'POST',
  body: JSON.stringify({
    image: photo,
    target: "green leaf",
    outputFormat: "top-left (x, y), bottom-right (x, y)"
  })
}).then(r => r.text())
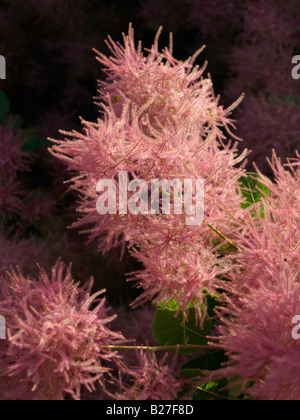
top-left (181, 350), bottom-right (227, 372)
top-left (193, 379), bottom-right (229, 400)
top-left (178, 360), bottom-right (229, 400)
top-left (152, 307), bottom-right (212, 354)
top-left (157, 291), bottom-right (220, 315)
top-left (157, 298), bottom-right (180, 311)
top-left (177, 368), bottom-right (204, 399)
top-left (179, 368), bottom-right (204, 380)
top-left (227, 376), bottom-right (249, 400)
top-left (238, 172), bottom-right (270, 209)
top-left (0, 90), bottom-right (10, 120)
top-left (21, 135), bottom-right (52, 152)
top-left (157, 298), bottom-right (199, 312)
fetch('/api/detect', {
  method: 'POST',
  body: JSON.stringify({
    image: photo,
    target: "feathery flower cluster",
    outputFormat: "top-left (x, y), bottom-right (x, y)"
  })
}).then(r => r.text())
top-left (0, 260), bottom-right (124, 400)
top-left (214, 153), bottom-right (300, 399)
top-left (115, 350), bottom-right (184, 400)
top-left (1, 14), bottom-right (299, 400)
top-left (95, 25), bottom-right (238, 136)
top-left (50, 26), bottom-right (248, 319)
top-left (138, 0), bottom-right (300, 171)
top-left (129, 237), bottom-right (228, 319)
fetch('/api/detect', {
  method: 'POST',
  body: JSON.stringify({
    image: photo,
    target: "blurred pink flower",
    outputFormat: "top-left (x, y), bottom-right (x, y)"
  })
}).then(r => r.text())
top-left (0, 233), bottom-right (43, 276)
top-left (0, 122), bottom-right (30, 176)
top-left (114, 350), bottom-right (184, 400)
top-left (215, 280), bottom-right (300, 400)
top-left (224, 41), bottom-right (297, 101)
top-left (0, 259), bottom-right (125, 400)
top-left (240, 0), bottom-right (298, 45)
top-left (223, 0), bottom-right (300, 173)
top-left (0, 175), bottom-right (25, 218)
top-left (189, 0), bottom-right (242, 37)
top-left (212, 152), bottom-right (300, 399)
top-left (23, 190), bottom-right (57, 223)
top-left (234, 94), bottom-right (300, 173)
top-left (0, 121), bottom-right (31, 219)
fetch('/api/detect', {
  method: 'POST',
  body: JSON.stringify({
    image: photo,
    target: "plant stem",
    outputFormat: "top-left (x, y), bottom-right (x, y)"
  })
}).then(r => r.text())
top-left (204, 221), bottom-right (238, 250)
top-left (102, 344), bottom-right (218, 352)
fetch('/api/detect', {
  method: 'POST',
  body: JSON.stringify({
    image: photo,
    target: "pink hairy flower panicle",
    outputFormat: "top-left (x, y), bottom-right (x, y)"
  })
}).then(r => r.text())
top-left (50, 101), bottom-right (248, 255)
top-left (214, 279), bottom-right (300, 400)
top-left (50, 26), bottom-right (248, 314)
top-left (212, 152), bottom-right (300, 399)
top-left (123, 139), bottom-right (247, 319)
top-left (113, 349), bottom-right (185, 400)
top-left (128, 238), bottom-right (230, 323)
top-left (0, 259), bottom-right (125, 400)
top-left (222, 151), bottom-right (300, 295)
top-left (95, 24), bottom-right (243, 139)
top-left (265, 151), bottom-right (300, 219)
